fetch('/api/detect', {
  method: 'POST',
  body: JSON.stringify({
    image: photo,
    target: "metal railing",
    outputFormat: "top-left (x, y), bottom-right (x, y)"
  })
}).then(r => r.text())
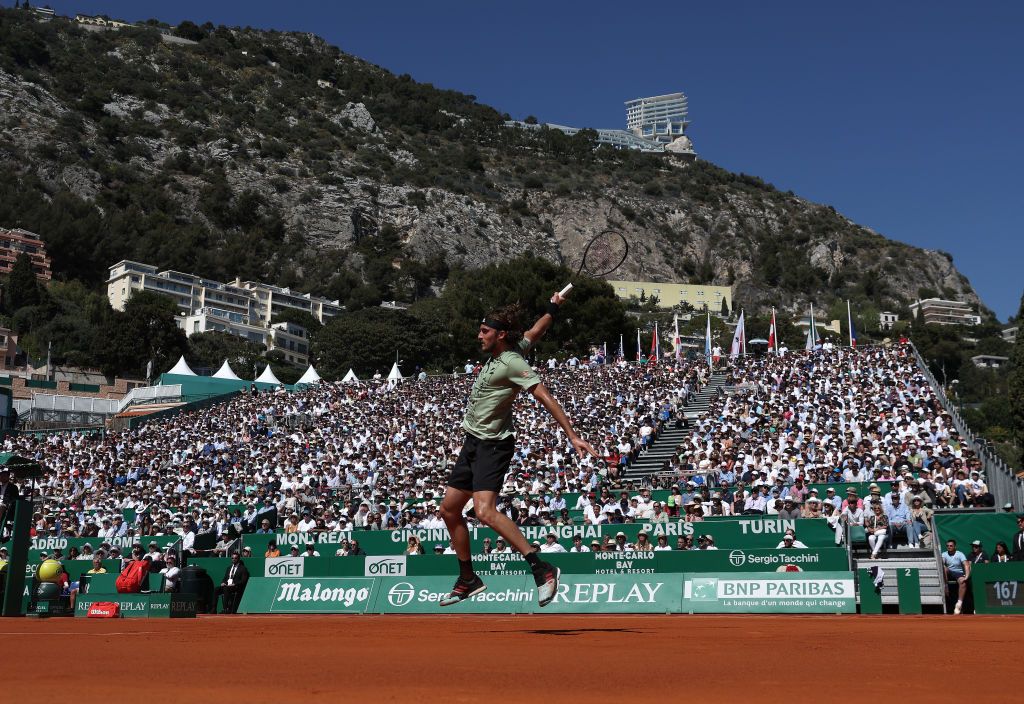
top-left (117, 384), bottom-right (183, 412)
top-left (909, 343), bottom-right (1023, 509)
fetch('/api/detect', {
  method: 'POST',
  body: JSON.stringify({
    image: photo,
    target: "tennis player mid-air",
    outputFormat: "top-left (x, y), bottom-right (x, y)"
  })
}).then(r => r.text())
top-left (439, 290), bottom-right (598, 607)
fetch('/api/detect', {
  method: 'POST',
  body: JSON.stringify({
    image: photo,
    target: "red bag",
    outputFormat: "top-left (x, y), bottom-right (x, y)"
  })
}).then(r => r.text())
top-left (87, 602), bottom-right (120, 618)
top-left (115, 559), bottom-right (151, 593)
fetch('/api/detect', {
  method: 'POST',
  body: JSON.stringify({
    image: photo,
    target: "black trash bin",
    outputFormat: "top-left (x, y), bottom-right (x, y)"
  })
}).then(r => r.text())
top-left (178, 566), bottom-right (215, 613)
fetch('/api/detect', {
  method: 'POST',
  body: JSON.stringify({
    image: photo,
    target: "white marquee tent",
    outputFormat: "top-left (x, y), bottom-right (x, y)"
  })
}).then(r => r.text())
top-left (166, 356), bottom-right (197, 376)
top-left (296, 365), bottom-right (321, 385)
top-left (342, 369), bottom-right (359, 384)
top-left (255, 364), bottom-right (283, 386)
top-left (212, 360), bottom-right (242, 380)
top-left (386, 362), bottom-right (403, 382)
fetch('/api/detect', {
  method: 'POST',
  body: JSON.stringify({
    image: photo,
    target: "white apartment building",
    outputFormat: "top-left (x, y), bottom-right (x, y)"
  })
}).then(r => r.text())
top-left (625, 93), bottom-right (690, 145)
top-left (879, 311), bottom-right (899, 331)
top-left (909, 298), bottom-right (982, 326)
top-left (107, 261), bottom-right (340, 365)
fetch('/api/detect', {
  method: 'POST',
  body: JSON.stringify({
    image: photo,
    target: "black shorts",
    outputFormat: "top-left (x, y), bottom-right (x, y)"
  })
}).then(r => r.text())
top-left (447, 433), bottom-right (515, 493)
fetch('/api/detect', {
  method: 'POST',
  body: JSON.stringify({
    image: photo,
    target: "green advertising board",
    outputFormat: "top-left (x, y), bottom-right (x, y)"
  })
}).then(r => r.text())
top-left (188, 547), bottom-right (847, 584)
top-left (367, 574), bottom-right (681, 614)
top-left (73, 593), bottom-right (198, 618)
top-left (238, 577), bottom-right (377, 614)
top-left (0, 535), bottom-right (181, 563)
top-left (682, 571), bottom-right (856, 613)
top-left (970, 563), bottom-right (1024, 615)
top-left (246, 517), bottom-right (837, 556)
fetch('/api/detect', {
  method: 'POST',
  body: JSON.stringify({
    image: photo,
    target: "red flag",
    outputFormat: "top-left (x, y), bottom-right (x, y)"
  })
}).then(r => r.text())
top-left (650, 327), bottom-right (658, 362)
top-left (768, 309), bottom-right (777, 354)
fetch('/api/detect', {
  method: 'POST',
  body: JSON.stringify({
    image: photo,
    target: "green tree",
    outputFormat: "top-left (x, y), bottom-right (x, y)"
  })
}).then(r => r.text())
top-left (186, 331), bottom-right (266, 376)
top-left (96, 291), bottom-right (187, 377)
top-left (313, 307), bottom-right (435, 378)
top-left (720, 297), bottom-right (730, 317)
top-left (5, 252), bottom-right (42, 315)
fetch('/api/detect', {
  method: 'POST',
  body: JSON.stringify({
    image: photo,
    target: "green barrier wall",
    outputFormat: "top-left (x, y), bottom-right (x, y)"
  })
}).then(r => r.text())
top-left (247, 517), bottom-right (837, 556)
top-left (201, 548), bottom-right (846, 588)
top-left (238, 570), bottom-right (858, 615)
top-left (933, 513), bottom-right (1018, 556)
top-left (969, 563), bottom-right (1024, 614)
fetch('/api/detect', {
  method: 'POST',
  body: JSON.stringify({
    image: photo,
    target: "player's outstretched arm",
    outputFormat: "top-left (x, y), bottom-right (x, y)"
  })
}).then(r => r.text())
top-left (522, 291), bottom-right (568, 349)
top-left (529, 382), bottom-right (598, 458)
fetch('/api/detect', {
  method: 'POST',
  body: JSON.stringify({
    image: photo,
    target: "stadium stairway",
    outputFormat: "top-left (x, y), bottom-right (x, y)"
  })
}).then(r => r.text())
top-left (621, 372), bottom-right (728, 483)
top-left (853, 544), bottom-right (945, 610)
top-left (682, 372), bottom-right (728, 420)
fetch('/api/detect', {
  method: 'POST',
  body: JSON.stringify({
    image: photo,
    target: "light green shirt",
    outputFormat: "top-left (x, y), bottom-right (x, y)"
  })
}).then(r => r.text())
top-left (462, 338), bottom-right (540, 440)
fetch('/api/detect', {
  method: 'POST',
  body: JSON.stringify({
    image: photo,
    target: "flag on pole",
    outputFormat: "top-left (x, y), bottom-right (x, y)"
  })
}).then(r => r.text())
top-left (767, 308), bottom-right (777, 355)
top-left (730, 310), bottom-right (746, 359)
top-left (847, 300), bottom-right (857, 348)
top-left (805, 304), bottom-right (819, 351)
top-left (650, 323), bottom-right (658, 362)
top-left (619, 334), bottom-right (625, 360)
top-left (704, 312), bottom-right (712, 367)
top-left (636, 328), bottom-right (642, 361)
top-left (673, 313), bottom-right (682, 362)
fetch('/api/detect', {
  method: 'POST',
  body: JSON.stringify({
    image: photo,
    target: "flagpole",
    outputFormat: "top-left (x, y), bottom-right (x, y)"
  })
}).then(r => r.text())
top-left (674, 313), bottom-right (681, 363)
top-left (742, 309), bottom-right (747, 357)
top-left (654, 321), bottom-right (659, 360)
top-left (636, 328), bottom-right (641, 361)
top-left (619, 333), bottom-right (624, 359)
top-left (847, 299), bottom-right (853, 348)
top-left (770, 306), bottom-right (776, 355)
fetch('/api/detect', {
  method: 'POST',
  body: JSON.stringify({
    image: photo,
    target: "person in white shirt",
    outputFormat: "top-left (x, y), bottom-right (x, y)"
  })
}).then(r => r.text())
top-left (776, 533), bottom-right (808, 549)
top-left (492, 538), bottom-right (513, 554)
top-left (301, 544), bottom-right (320, 558)
top-left (653, 535), bottom-right (672, 551)
top-left (568, 535), bottom-right (590, 552)
top-left (160, 554), bottom-right (181, 592)
top-left (443, 540), bottom-right (458, 555)
top-left (297, 511), bottom-right (317, 532)
top-left (539, 533), bottom-right (566, 553)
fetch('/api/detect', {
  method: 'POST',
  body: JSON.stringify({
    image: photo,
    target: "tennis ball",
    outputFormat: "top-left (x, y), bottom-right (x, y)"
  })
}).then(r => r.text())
top-left (37, 559), bottom-right (63, 583)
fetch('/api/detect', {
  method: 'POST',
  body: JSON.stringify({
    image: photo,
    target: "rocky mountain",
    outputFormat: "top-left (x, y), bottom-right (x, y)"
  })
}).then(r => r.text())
top-left (0, 9), bottom-right (983, 317)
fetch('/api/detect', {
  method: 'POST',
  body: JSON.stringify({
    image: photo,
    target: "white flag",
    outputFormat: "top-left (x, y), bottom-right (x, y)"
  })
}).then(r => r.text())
top-left (730, 311), bottom-right (746, 359)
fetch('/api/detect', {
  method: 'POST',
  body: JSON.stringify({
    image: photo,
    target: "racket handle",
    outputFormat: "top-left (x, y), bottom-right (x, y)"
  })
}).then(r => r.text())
top-left (558, 283), bottom-right (573, 297)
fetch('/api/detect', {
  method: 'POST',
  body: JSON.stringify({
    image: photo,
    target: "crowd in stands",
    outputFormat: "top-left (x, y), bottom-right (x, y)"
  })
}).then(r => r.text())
top-left (4, 341), bottom-right (1016, 568)
top-left (5, 360), bottom-right (702, 548)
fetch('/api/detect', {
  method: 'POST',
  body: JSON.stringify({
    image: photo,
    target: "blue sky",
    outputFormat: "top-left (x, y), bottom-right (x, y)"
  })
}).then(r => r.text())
top-left (25, 0), bottom-right (1024, 320)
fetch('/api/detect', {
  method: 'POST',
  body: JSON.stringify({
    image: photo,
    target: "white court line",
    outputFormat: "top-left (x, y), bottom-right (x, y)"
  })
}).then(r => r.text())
top-left (0, 631), bottom-right (173, 636)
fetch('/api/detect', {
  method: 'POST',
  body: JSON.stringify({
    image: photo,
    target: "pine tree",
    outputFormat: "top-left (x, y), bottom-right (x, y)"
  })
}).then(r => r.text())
top-left (720, 297), bottom-right (730, 317)
top-left (6, 253), bottom-right (42, 314)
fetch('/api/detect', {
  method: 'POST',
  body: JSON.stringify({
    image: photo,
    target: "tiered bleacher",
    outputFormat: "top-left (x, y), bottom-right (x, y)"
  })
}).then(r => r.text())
top-left (5, 343), bottom-right (1021, 615)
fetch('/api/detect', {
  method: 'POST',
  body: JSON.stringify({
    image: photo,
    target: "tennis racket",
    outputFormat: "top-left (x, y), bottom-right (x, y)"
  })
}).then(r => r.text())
top-left (559, 230), bottom-right (629, 296)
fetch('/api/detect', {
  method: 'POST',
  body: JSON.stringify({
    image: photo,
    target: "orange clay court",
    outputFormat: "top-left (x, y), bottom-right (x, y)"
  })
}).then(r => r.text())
top-left (4, 615), bottom-right (1021, 703)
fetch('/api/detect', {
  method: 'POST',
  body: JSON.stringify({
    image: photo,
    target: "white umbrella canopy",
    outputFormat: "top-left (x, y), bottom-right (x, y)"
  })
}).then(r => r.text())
top-left (342, 369), bottom-right (359, 384)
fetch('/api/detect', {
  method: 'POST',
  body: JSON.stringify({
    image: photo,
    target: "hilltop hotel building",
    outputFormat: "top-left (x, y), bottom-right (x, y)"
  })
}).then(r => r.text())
top-left (505, 92), bottom-right (695, 155)
top-left (107, 261), bottom-right (343, 366)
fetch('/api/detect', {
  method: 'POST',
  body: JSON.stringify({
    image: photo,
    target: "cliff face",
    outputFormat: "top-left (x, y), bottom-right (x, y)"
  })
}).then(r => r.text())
top-left (0, 11), bottom-right (981, 315)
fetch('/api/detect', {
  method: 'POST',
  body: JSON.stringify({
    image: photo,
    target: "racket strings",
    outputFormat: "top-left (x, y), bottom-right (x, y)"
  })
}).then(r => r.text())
top-left (582, 232), bottom-right (628, 276)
